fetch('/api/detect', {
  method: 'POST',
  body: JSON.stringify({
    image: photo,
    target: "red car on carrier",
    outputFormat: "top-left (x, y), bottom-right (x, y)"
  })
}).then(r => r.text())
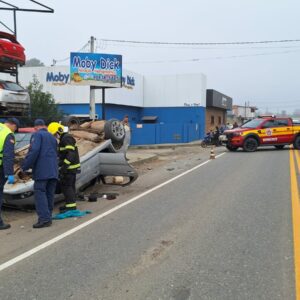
top-left (0, 31), bottom-right (25, 69)
top-left (224, 116), bottom-right (300, 152)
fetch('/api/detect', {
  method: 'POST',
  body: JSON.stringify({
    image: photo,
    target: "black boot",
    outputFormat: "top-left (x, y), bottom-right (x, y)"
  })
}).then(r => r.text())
top-left (0, 223), bottom-right (11, 230)
top-left (33, 221), bottom-right (52, 229)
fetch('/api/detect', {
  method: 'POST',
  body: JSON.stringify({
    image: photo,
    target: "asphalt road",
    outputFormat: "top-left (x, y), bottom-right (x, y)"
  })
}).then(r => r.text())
top-left (0, 147), bottom-right (297, 300)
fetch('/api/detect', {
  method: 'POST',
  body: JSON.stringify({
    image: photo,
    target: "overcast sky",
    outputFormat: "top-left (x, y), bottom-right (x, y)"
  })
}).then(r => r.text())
top-left (1, 0), bottom-right (300, 112)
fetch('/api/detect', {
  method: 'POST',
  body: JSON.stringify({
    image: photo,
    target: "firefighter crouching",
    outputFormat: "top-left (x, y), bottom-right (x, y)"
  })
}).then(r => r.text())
top-left (48, 122), bottom-right (81, 212)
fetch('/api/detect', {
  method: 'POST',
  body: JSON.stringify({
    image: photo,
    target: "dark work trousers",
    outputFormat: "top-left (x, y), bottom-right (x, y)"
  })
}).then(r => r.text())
top-left (60, 173), bottom-right (76, 206)
top-left (34, 179), bottom-right (57, 223)
top-left (0, 168), bottom-right (6, 225)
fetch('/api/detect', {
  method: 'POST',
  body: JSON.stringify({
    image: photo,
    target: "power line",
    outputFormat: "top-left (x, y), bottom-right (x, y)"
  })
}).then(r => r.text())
top-left (124, 49), bottom-right (300, 64)
top-left (52, 42), bottom-right (90, 65)
top-left (100, 42), bottom-right (300, 51)
top-left (99, 38), bottom-right (300, 46)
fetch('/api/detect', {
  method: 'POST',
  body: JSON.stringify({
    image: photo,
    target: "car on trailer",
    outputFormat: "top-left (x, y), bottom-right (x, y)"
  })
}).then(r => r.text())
top-left (0, 31), bottom-right (25, 69)
top-left (0, 80), bottom-right (30, 115)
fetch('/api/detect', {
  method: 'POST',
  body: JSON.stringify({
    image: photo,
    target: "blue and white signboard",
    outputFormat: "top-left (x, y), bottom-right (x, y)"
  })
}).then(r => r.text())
top-left (70, 52), bottom-right (122, 88)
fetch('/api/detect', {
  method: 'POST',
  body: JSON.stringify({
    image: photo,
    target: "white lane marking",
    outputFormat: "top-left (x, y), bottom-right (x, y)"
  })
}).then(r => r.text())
top-left (0, 152), bottom-right (226, 272)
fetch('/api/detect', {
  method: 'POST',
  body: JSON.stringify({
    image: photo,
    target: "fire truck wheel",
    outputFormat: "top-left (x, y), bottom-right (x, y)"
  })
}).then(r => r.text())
top-left (243, 137), bottom-right (258, 152)
top-left (226, 145), bottom-right (238, 151)
top-left (294, 136), bottom-right (300, 150)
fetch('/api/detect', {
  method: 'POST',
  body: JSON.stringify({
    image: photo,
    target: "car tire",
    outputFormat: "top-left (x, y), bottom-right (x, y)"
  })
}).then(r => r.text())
top-left (61, 116), bottom-right (80, 127)
top-left (243, 137), bottom-right (258, 152)
top-left (275, 145), bottom-right (285, 150)
top-left (226, 145), bottom-right (238, 151)
top-left (294, 136), bottom-right (300, 150)
top-left (104, 119), bottom-right (125, 142)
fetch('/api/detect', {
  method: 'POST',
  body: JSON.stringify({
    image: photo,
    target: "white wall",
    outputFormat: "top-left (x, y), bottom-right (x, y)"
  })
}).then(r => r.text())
top-left (143, 73), bottom-right (206, 107)
top-left (6, 66), bottom-right (144, 107)
top-left (1, 68), bottom-right (207, 109)
top-left (234, 106), bottom-right (255, 118)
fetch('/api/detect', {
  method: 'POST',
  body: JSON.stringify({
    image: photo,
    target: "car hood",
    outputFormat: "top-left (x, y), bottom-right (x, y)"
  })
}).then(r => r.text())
top-left (224, 127), bottom-right (254, 134)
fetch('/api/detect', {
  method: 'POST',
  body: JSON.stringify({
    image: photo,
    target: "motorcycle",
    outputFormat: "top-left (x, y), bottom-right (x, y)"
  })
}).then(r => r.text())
top-left (201, 132), bottom-right (221, 148)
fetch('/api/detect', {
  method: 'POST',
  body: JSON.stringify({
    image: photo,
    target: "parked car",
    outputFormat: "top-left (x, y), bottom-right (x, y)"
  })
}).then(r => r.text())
top-left (223, 116), bottom-right (300, 152)
top-left (0, 80), bottom-right (30, 114)
top-left (0, 31), bottom-right (25, 69)
top-left (4, 121), bottom-right (137, 206)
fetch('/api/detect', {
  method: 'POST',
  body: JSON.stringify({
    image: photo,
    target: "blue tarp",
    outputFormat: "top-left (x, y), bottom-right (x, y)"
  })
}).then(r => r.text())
top-left (53, 210), bottom-right (92, 220)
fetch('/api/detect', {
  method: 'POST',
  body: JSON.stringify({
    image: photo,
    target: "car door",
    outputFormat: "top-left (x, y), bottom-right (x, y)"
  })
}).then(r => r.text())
top-left (259, 120), bottom-right (279, 145)
top-left (274, 118), bottom-right (294, 144)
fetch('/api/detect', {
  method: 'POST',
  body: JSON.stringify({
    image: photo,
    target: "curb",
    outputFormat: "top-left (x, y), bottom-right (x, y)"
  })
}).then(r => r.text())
top-left (129, 155), bottom-right (159, 166)
top-left (129, 142), bottom-right (202, 150)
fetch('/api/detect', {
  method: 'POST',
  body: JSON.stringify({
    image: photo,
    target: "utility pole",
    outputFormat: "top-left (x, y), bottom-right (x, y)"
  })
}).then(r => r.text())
top-left (13, 10), bottom-right (19, 84)
top-left (89, 36), bottom-right (96, 120)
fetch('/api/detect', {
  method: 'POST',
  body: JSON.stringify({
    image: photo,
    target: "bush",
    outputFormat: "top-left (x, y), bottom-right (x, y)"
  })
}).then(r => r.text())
top-left (27, 75), bottom-right (63, 125)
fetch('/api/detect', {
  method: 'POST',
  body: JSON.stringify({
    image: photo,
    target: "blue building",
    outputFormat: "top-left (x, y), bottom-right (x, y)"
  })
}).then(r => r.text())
top-left (18, 67), bottom-right (207, 145)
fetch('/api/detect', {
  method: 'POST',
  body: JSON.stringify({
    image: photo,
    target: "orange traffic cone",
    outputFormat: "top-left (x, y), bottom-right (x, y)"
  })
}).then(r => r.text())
top-left (210, 146), bottom-right (216, 159)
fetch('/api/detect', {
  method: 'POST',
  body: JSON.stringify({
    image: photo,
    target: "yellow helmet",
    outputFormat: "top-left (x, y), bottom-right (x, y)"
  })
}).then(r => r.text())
top-left (48, 122), bottom-right (64, 135)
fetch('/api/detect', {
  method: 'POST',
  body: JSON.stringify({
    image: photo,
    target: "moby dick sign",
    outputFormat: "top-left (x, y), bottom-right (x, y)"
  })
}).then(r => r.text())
top-left (70, 52), bottom-right (122, 88)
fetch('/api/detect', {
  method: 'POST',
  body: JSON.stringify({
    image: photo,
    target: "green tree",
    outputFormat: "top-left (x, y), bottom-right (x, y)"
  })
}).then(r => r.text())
top-left (27, 75), bottom-right (63, 124)
top-left (24, 58), bottom-right (45, 67)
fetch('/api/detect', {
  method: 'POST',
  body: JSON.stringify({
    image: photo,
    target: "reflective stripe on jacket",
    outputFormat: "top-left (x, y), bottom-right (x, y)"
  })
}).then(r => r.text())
top-left (59, 133), bottom-right (80, 173)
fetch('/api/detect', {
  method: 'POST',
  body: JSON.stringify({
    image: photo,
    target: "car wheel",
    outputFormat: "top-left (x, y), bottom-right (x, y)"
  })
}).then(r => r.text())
top-left (243, 137), bottom-right (258, 152)
top-left (61, 116), bottom-right (80, 127)
top-left (294, 136), bottom-right (300, 150)
top-left (226, 145), bottom-right (238, 151)
top-left (275, 145), bottom-right (285, 150)
top-left (104, 119), bottom-right (125, 142)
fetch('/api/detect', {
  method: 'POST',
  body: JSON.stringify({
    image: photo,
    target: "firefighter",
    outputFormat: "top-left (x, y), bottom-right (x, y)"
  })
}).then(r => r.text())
top-left (0, 118), bottom-right (19, 230)
top-left (22, 119), bottom-right (58, 228)
top-left (48, 122), bottom-right (80, 212)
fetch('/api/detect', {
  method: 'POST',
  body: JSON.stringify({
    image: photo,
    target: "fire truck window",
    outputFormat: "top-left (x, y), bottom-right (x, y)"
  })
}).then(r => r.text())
top-left (262, 120), bottom-right (275, 128)
top-left (276, 119), bottom-right (288, 127)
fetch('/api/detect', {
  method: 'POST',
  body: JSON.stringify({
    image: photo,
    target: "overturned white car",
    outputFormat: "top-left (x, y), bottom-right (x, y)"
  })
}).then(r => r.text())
top-left (4, 119), bottom-right (138, 206)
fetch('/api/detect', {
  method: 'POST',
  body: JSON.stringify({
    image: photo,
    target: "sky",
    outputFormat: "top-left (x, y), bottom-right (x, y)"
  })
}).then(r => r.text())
top-left (1, 0), bottom-right (300, 113)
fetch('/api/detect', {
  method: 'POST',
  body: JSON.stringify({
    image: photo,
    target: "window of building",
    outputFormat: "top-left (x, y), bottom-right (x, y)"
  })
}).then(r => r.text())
top-left (218, 116), bottom-right (222, 124)
top-left (211, 116), bottom-right (214, 125)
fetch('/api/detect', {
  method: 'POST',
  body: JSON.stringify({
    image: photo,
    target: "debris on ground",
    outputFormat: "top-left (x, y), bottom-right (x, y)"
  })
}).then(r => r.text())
top-left (78, 192), bottom-right (119, 202)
